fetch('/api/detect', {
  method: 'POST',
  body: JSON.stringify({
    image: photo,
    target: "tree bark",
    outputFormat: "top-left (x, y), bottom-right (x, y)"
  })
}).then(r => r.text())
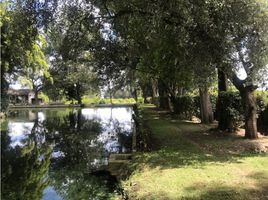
top-left (240, 89), bottom-right (258, 139)
top-left (232, 74), bottom-right (258, 139)
top-left (34, 90), bottom-right (39, 105)
top-left (151, 78), bottom-right (159, 106)
top-left (134, 88), bottom-right (138, 103)
top-left (1, 70), bottom-right (9, 111)
top-left (76, 83), bottom-right (82, 104)
top-left (218, 69), bottom-right (228, 92)
top-left (217, 69), bottom-right (230, 130)
top-left (158, 80), bottom-right (171, 110)
top-left (77, 95), bottom-right (82, 104)
top-left (199, 87), bottom-right (214, 124)
top-left (141, 86), bottom-right (149, 103)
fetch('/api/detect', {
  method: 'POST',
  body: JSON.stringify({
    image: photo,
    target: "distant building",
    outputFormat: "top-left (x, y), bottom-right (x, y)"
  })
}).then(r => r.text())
top-left (7, 89), bottom-right (43, 105)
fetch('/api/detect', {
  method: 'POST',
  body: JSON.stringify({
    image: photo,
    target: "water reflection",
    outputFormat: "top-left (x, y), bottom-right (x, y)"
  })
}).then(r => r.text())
top-left (1, 107), bottom-right (133, 200)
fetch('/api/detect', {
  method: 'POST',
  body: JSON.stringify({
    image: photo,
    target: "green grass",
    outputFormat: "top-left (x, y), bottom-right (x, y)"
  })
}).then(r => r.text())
top-left (123, 105), bottom-right (268, 200)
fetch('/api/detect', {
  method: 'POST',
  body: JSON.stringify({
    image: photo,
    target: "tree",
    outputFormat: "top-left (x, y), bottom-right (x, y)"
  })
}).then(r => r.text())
top-left (93, 0), bottom-right (268, 138)
top-left (19, 35), bottom-right (51, 104)
top-left (44, 2), bottom-right (99, 103)
top-left (213, 0), bottom-right (268, 138)
top-left (0, 0), bottom-right (56, 110)
top-left (1, 113), bottom-right (52, 200)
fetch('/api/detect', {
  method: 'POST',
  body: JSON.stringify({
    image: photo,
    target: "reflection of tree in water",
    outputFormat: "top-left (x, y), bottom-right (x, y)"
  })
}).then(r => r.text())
top-left (1, 111), bottom-right (52, 200)
top-left (45, 109), bottom-right (119, 199)
top-left (107, 119), bottom-right (132, 153)
top-left (45, 109), bottom-right (104, 171)
top-left (1, 108), bottom-right (132, 200)
top-left (51, 169), bottom-right (118, 200)
top-left (103, 108), bottom-right (132, 153)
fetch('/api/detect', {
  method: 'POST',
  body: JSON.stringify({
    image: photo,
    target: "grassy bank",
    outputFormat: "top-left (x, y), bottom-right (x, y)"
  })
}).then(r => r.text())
top-left (123, 105), bottom-right (268, 200)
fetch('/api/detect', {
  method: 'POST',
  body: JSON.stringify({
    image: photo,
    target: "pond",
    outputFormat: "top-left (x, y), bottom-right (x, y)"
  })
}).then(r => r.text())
top-left (1, 107), bottom-right (134, 200)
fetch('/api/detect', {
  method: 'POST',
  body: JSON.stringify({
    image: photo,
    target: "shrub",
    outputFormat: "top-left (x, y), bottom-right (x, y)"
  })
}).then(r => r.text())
top-left (99, 99), bottom-right (106, 104)
top-left (173, 96), bottom-right (197, 120)
top-left (258, 105), bottom-right (268, 135)
top-left (39, 92), bottom-right (49, 104)
top-left (217, 91), bottom-right (244, 131)
top-left (137, 97), bottom-right (144, 104)
top-left (255, 92), bottom-right (268, 135)
top-left (82, 95), bottom-right (101, 104)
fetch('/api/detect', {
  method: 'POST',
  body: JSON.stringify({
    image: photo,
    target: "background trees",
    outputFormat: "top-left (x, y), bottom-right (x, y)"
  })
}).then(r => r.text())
top-left (91, 0), bottom-right (268, 138)
top-left (18, 35), bottom-right (51, 104)
top-left (1, 0), bottom-right (268, 139)
top-left (1, 0), bottom-right (56, 110)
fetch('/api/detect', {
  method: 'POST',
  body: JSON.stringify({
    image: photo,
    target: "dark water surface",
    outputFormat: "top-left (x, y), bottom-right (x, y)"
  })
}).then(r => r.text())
top-left (1, 107), bottom-right (134, 200)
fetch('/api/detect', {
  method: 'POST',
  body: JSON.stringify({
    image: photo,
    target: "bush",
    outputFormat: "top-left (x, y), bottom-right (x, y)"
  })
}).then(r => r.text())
top-left (39, 92), bottom-right (49, 104)
top-left (218, 91), bottom-right (244, 131)
top-left (255, 91), bottom-right (268, 105)
top-left (137, 97), bottom-right (144, 104)
top-left (173, 96), bottom-right (198, 120)
top-left (258, 105), bottom-right (268, 135)
top-left (255, 92), bottom-right (268, 135)
top-left (99, 99), bottom-right (106, 104)
top-left (82, 95), bottom-right (101, 104)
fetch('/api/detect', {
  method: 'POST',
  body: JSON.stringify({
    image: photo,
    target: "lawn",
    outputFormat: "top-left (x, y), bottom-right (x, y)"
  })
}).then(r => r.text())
top-left (122, 105), bottom-right (268, 200)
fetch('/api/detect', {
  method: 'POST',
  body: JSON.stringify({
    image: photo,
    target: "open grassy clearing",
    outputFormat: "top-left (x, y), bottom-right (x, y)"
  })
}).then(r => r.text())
top-left (123, 105), bottom-right (268, 200)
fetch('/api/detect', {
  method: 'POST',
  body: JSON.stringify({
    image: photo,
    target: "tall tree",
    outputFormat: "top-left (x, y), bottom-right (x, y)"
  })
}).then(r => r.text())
top-left (0, 0), bottom-right (56, 110)
top-left (19, 35), bottom-right (51, 104)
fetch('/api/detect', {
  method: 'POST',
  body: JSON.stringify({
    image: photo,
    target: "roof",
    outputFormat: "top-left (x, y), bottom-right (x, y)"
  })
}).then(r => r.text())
top-left (7, 89), bottom-right (34, 95)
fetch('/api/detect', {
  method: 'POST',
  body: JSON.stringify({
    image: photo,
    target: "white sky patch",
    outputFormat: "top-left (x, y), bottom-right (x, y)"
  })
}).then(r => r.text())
top-left (8, 122), bottom-right (34, 148)
top-left (236, 67), bottom-right (247, 80)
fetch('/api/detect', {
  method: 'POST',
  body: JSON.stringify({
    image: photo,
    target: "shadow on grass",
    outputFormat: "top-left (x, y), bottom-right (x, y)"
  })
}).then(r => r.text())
top-left (130, 147), bottom-right (268, 172)
top-left (133, 107), bottom-right (268, 170)
top-left (124, 107), bottom-right (268, 200)
top-left (182, 171), bottom-right (268, 200)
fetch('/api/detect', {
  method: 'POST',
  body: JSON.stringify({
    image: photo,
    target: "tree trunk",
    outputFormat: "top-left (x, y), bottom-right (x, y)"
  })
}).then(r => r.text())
top-left (34, 90), bottom-right (39, 105)
top-left (77, 91), bottom-right (82, 104)
top-left (76, 84), bottom-right (82, 104)
top-left (199, 87), bottom-right (213, 124)
top-left (133, 88), bottom-right (138, 103)
top-left (218, 69), bottom-right (228, 91)
top-left (141, 86), bottom-right (149, 103)
top-left (232, 74), bottom-right (258, 139)
top-left (77, 95), bottom-right (82, 104)
top-left (0, 71), bottom-right (9, 111)
top-left (158, 80), bottom-right (171, 110)
top-left (240, 89), bottom-right (258, 139)
top-left (217, 69), bottom-right (230, 130)
top-left (109, 91), bottom-right (113, 104)
top-left (151, 78), bottom-right (159, 106)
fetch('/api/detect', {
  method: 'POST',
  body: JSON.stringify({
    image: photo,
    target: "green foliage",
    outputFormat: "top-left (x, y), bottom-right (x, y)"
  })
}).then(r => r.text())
top-left (101, 98), bottom-right (136, 104)
top-left (173, 96), bottom-right (197, 120)
top-left (218, 91), bottom-right (244, 131)
top-left (1, 0), bottom-right (56, 111)
top-left (255, 91), bottom-right (268, 107)
top-left (44, 2), bottom-right (99, 103)
top-left (137, 97), bottom-right (144, 104)
top-left (258, 105), bottom-right (268, 135)
top-left (82, 95), bottom-right (101, 105)
top-left (63, 98), bottom-right (78, 105)
top-left (173, 95), bottom-right (216, 120)
top-left (38, 92), bottom-right (49, 104)
top-left (255, 91), bottom-right (268, 135)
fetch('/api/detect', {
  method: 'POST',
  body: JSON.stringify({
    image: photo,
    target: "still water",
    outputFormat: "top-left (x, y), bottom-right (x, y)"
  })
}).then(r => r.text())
top-left (1, 107), bottom-right (134, 200)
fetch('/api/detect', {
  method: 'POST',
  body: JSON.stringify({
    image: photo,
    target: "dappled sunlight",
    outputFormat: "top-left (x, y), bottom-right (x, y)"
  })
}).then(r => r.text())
top-left (123, 107), bottom-right (268, 200)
